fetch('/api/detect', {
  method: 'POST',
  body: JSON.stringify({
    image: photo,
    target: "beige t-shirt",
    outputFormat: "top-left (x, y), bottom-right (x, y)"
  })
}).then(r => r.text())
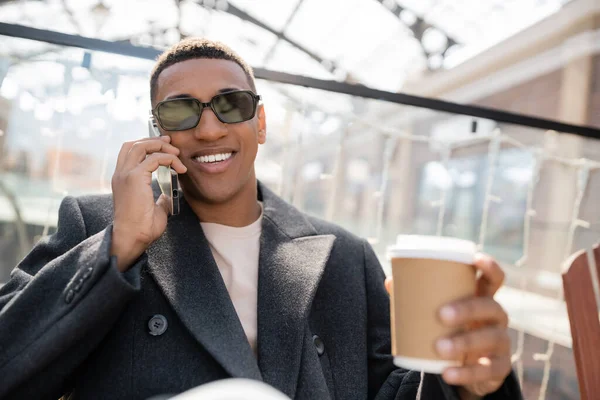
top-left (199, 205), bottom-right (262, 354)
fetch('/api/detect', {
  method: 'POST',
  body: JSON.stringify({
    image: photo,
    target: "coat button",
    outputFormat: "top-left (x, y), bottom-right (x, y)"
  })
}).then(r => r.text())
top-left (65, 289), bottom-right (75, 304)
top-left (148, 315), bottom-right (168, 336)
top-left (73, 277), bottom-right (84, 292)
top-left (313, 334), bottom-right (325, 356)
top-left (82, 267), bottom-right (93, 279)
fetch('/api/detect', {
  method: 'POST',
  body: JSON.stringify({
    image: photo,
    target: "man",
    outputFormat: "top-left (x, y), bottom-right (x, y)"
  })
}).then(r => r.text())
top-left (0, 39), bottom-right (520, 399)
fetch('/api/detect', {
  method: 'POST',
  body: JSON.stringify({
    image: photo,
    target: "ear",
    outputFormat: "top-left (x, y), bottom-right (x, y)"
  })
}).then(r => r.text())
top-left (257, 104), bottom-right (267, 145)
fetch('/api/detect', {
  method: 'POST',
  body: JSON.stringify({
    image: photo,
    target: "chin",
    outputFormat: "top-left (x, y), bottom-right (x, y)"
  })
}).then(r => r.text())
top-left (180, 175), bottom-right (240, 205)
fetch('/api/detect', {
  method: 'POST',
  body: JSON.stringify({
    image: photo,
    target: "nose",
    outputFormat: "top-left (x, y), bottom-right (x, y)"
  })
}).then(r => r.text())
top-left (193, 106), bottom-right (228, 141)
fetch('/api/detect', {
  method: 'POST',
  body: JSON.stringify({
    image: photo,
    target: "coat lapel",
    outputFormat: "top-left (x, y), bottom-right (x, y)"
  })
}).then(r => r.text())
top-left (146, 197), bottom-right (262, 381)
top-left (257, 184), bottom-right (336, 398)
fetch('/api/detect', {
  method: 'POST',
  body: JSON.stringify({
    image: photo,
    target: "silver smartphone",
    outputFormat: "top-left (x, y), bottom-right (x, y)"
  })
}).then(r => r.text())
top-left (148, 116), bottom-right (180, 216)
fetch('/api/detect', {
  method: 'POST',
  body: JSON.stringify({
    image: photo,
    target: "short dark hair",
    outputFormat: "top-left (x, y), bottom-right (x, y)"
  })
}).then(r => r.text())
top-left (150, 38), bottom-right (256, 103)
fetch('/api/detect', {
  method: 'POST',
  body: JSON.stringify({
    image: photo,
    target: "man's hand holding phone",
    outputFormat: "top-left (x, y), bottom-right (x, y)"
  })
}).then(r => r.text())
top-left (110, 136), bottom-right (187, 272)
top-left (149, 116), bottom-right (181, 217)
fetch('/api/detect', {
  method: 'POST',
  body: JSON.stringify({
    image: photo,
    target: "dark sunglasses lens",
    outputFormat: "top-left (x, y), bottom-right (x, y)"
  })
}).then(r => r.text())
top-left (157, 99), bottom-right (200, 130)
top-left (213, 92), bottom-right (256, 123)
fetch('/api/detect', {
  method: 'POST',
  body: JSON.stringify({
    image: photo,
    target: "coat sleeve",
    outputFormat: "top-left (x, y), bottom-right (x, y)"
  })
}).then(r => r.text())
top-left (0, 196), bottom-right (145, 399)
top-left (362, 240), bottom-right (522, 400)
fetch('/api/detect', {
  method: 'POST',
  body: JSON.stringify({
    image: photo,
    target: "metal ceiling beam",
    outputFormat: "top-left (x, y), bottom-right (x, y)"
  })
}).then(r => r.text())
top-left (201, 1), bottom-right (336, 73)
top-left (0, 22), bottom-right (162, 59)
top-left (2, 23), bottom-right (599, 140)
top-left (262, 0), bottom-right (306, 65)
top-left (0, 0), bottom-right (336, 73)
top-left (372, 0), bottom-right (459, 64)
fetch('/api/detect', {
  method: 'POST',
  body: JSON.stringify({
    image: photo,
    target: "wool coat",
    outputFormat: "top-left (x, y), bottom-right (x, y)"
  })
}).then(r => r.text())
top-left (0, 182), bottom-right (520, 399)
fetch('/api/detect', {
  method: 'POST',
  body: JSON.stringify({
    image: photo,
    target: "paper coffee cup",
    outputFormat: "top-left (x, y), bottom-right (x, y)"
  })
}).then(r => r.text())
top-left (386, 235), bottom-right (477, 374)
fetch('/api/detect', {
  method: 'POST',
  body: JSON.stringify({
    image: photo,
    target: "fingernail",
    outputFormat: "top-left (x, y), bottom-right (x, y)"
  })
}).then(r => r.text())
top-left (436, 339), bottom-right (453, 355)
top-left (440, 306), bottom-right (457, 322)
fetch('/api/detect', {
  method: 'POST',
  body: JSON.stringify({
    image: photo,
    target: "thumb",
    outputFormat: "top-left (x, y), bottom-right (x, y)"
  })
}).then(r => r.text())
top-left (156, 193), bottom-right (171, 216)
top-left (384, 277), bottom-right (393, 295)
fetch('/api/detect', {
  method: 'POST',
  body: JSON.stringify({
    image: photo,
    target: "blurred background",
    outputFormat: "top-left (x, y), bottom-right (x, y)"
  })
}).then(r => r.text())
top-left (2, 0), bottom-right (600, 398)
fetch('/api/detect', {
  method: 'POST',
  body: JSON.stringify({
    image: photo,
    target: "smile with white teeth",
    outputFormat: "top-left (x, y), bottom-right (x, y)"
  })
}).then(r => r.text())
top-left (194, 152), bottom-right (233, 163)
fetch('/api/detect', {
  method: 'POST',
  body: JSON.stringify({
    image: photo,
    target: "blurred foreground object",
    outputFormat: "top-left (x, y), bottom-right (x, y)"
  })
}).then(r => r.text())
top-left (167, 378), bottom-right (291, 400)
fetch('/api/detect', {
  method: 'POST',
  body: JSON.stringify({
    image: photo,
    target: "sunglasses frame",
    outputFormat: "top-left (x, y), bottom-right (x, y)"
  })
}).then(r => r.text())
top-left (152, 90), bottom-right (261, 131)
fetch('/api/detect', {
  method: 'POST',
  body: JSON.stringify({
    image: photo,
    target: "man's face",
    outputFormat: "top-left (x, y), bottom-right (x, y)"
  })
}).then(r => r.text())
top-left (153, 58), bottom-right (266, 204)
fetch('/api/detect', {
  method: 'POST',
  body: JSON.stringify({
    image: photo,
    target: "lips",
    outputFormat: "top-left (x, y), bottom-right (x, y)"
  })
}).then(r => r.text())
top-left (188, 149), bottom-right (237, 174)
top-left (191, 148), bottom-right (237, 158)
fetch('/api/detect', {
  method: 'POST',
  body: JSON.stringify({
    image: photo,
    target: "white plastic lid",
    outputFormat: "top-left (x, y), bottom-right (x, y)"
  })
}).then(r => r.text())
top-left (386, 235), bottom-right (476, 264)
top-left (393, 356), bottom-right (460, 374)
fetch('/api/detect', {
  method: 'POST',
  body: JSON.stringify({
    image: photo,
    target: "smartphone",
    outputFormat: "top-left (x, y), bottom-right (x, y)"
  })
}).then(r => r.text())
top-left (148, 116), bottom-right (180, 216)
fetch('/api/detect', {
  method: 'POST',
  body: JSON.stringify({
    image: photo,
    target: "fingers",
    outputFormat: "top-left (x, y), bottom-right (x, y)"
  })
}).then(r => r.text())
top-left (439, 297), bottom-right (509, 328)
top-left (123, 138), bottom-right (181, 171)
top-left (442, 355), bottom-right (511, 387)
top-left (114, 137), bottom-right (187, 178)
top-left (139, 153), bottom-right (187, 174)
top-left (384, 277), bottom-right (392, 294)
top-left (156, 193), bottom-right (171, 216)
top-left (436, 326), bottom-right (510, 360)
top-left (116, 136), bottom-right (171, 171)
top-left (473, 253), bottom-right (505, 297)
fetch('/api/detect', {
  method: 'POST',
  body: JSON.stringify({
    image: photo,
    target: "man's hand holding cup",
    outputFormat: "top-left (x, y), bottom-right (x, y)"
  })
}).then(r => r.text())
top-left (385, 236), bottom-right (512, 399)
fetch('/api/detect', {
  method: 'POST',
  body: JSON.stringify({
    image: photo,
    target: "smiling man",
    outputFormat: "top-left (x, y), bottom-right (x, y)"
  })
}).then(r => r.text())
top-left (0, 39), bottom-right (521, 400)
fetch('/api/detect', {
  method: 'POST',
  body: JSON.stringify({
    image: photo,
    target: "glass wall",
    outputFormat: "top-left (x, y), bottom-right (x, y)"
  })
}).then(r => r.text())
top-left (2, 33), bottom-right (597, 399)
top-left (0, 37), bottom-right (156, 277)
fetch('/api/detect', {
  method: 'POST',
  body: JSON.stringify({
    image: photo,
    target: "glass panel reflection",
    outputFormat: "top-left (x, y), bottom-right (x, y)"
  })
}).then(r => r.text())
top-left (0, 33), bottom-right (589, 399)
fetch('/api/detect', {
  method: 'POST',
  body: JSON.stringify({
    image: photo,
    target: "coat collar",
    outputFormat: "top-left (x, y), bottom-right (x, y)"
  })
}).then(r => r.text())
top-left (145, 195), bottom-right (262, 381)
top-left (256, 184), bottom-right (336, 398)
top-left (146, 182), bottom-right (336, 397)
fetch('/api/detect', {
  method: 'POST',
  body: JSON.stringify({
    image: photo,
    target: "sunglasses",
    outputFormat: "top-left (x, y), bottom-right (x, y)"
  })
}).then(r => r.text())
top-left (152, 90), bottom-right (261, 131)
